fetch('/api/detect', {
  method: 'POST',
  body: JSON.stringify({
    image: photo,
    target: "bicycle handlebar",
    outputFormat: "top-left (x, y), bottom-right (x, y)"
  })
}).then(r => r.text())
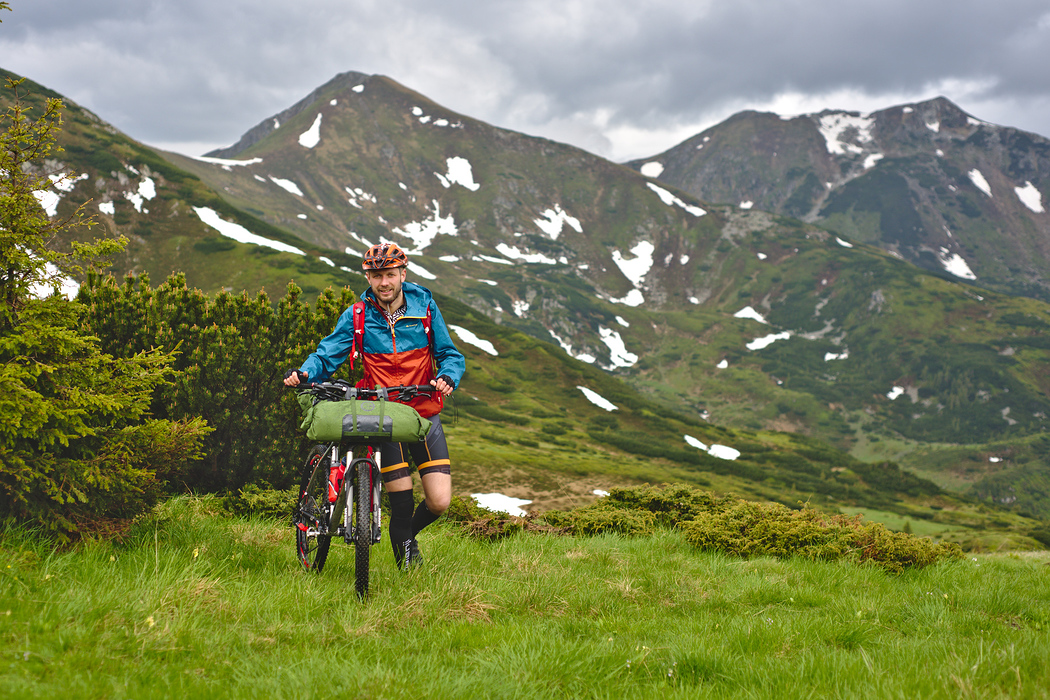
top-left (290, 380), bottom-right (437, 402)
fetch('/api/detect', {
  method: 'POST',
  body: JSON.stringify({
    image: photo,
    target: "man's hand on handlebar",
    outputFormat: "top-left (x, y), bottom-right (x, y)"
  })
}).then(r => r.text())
top-left (284, 369), bottom-right (308, 387)
top-left (430, 374), bottom-right (455, 397)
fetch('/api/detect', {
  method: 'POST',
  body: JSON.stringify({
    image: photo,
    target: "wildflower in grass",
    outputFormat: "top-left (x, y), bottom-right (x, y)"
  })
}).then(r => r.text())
top-left (109, 556), bottom-right (115, 562)
top-left (193, 548), bottom-right (199, 559)
top-left (146, 616), bottom-right (155, 628)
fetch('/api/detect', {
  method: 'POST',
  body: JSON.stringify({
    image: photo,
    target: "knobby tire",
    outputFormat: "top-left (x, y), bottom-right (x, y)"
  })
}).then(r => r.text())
top-left (295, 445), bottom-right (332, 573)
top-left (354, 460), bottom-right (372, 598)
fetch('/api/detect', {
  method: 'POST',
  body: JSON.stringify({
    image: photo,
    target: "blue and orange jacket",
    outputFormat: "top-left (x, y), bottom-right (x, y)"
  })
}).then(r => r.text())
top-left (299, 282), bottom-right (465, 418)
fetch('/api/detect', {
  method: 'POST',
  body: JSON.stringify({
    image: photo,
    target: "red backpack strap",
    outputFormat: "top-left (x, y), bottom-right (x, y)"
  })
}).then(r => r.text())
top-left (350, 301), bottom-right (366, 371)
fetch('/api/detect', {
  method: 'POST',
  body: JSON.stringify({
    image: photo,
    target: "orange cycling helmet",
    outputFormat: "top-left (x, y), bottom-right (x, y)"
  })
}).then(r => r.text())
top-left (362, 242), bottom-right (408, 270)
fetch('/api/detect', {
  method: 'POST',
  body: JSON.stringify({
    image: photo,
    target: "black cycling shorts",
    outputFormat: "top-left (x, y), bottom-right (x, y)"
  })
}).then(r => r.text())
top-left (379, 413), bottom-right (450, 483)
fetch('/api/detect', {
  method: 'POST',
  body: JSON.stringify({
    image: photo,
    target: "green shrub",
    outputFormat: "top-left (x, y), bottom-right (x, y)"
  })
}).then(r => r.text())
top-left (0, 77), bottom-right (209, 537)
top-left (222, 485), bottom-right (297, 519)
top-left (444, 495), bottom-right (563, 541)
top-left (543, 507), bottom-right (657, 536)
top-left (541, 485), bottom-right (961, 572)
top-left (679, 500), bottom-right (962, 573)
top-left (78, 273), bottom-right (359, 492)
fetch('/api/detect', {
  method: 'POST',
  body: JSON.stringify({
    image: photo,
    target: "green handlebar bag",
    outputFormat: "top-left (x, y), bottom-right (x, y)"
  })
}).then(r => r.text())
top-left (298, 394), bottom-right (432, 443)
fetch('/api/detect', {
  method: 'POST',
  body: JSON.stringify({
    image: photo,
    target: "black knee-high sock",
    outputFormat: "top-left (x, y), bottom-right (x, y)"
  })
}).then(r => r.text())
top-left (388, 490), bottom-right (414, 565)
top-left (411, 500), bottom-right (441, 537)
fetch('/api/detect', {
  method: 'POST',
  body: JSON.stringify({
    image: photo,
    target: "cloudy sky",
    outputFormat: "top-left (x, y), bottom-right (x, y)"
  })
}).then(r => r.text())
top-left (3, 0), bottom-right (1049, 161)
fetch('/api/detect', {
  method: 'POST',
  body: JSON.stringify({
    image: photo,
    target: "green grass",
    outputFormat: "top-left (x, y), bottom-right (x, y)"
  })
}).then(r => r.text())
top-left (836, 506), bottom-right (957, 537)
top-left (2, 496), bottom-right (1048, 698)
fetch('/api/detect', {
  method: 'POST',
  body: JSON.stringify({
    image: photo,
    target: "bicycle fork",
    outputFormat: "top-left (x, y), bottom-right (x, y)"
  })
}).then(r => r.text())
top-left (331, 450), bottom-right (383, 546)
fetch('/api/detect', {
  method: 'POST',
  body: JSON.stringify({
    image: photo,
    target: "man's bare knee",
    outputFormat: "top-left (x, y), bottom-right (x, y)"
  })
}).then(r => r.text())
top-left (426, 494), bottom-right (451, 515)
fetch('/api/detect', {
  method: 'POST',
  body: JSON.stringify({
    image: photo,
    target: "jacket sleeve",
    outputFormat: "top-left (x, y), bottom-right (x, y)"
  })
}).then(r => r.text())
top-left (428, 300), bottom-right (466, 389)
top-left (299, 307), bottom-right (356, 383)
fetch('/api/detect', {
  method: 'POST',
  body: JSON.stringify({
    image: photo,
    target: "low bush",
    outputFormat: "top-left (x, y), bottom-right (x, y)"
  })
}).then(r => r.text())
top-left (222, 485), bottom-right (297, 520)
top-left (539, 485), bottom-right (962, 572)
top-left (444, 494), bottom-right (565, 540)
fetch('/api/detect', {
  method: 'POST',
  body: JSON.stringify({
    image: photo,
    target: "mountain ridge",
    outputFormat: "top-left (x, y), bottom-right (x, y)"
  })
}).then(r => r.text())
top-left (11, 65), bottom-right (1050, 526)
top-left (628, 96), bottom-right (1050, 303)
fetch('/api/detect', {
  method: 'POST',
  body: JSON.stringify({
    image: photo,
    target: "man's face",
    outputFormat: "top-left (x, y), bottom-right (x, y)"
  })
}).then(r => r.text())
top-left (366, 266), bottom-right (407, 305)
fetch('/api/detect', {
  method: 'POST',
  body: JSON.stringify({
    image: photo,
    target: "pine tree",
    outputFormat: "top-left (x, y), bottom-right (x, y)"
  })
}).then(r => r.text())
top-left (0, 35), bottom-right (207, 538)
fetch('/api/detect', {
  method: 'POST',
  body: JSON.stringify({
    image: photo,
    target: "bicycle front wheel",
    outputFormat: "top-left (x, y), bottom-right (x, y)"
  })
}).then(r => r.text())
top-left (353, 460), bottom-right (373, 598)
top-left (294, 445), bottom-right (332, 572)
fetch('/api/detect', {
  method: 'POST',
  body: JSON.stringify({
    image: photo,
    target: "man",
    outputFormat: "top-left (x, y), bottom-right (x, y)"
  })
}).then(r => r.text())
top-left (284, 242), bottom-right (465, 568)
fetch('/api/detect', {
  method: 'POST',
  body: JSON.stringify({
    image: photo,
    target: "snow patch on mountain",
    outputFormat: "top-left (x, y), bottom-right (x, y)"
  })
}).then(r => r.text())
top-left (817, 113), bottom-right (874, 155)
top-left (137, 177), bottom-right (156, 202)
top-left (125, 188), bottom-right (147, 213)
top-left (471, 493), bottom-right (531, 517)
top-left (740, 200), bottom-right (753, 209)
top-left (98, 201), bottom-right (115, 215)
top-left (598, 326), bottom-right (637, 368)
top-left (496, 243), bottom-right (557, 264)
top-left (1014, 181), bottom-right (1045, 213)
top-left (577, 386), bottom-right (617, 411)
top-left (193, 206), bottom-right (305, 255)
top-left (611, 241), bottom-right (655, 287)
top-left (709, 445), bottom-right (741, 460)
top-left (548, 329), bottom-right (595, 364)
top-left (193, 156), bottom-right (263, 167)
top-left (609, 289), bottom-right (645, 307)
top-left (450, 325), bottom-right (497, 355)
top-left (437, 157), bottom-right (480, 191)
top-left (299, 113), bottom-right (322, 148)
top-left (746, 331), bottom-right (792, 351)
top-left (33, 190), bottom-right (60, 217)
top-left (352, 84), bottom-right (364, 93)
top-left (733, 306), bottom-right (768, 324)
top-left (51, 172), bottom-right (89, 192)
top-left (684, 435), bottom-right (707, 450)
top-left (646, 182), bottom-right (705, 216)
top-left (835, 237), bottom-right (854, 248)
top-left (683, 435), bottom-right (739, 460)
top-left (474, 254), bottom-right (514, 266)
top-left (345, 186), bottom-right (377, 208)
top-left (392, 200), bottom-right (457, 253)
top-left (968, 169), bottom-right (992, 197)
top-left (863, 153), bottom-right (884, 169)
top-left (410, 262), bottom-right (436, 280)
top-left (938, 248), bottom-right (977, 280)
top-left (640, 161), bottom-right (664, 177)
top-left (534, 204), bottom-right (582, 240)
top-left (270, 176), bottom-right (304, 197)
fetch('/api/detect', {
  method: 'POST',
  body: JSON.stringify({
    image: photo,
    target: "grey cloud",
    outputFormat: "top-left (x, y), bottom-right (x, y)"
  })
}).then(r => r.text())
top-left (3, 0), bottom-right (1050, 158)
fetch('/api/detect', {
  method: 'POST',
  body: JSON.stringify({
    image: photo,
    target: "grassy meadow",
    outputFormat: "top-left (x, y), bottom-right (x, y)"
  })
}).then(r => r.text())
top-left (2, 496), bottom-right (1048, 698)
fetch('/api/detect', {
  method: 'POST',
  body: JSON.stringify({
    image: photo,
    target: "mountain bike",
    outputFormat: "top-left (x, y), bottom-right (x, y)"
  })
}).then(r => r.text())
top-left (289, 381), bottom-right (435, 598)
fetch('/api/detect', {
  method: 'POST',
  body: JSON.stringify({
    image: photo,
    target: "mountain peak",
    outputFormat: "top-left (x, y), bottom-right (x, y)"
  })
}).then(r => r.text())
top-left (206, 70), bottom-right (373, 158)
